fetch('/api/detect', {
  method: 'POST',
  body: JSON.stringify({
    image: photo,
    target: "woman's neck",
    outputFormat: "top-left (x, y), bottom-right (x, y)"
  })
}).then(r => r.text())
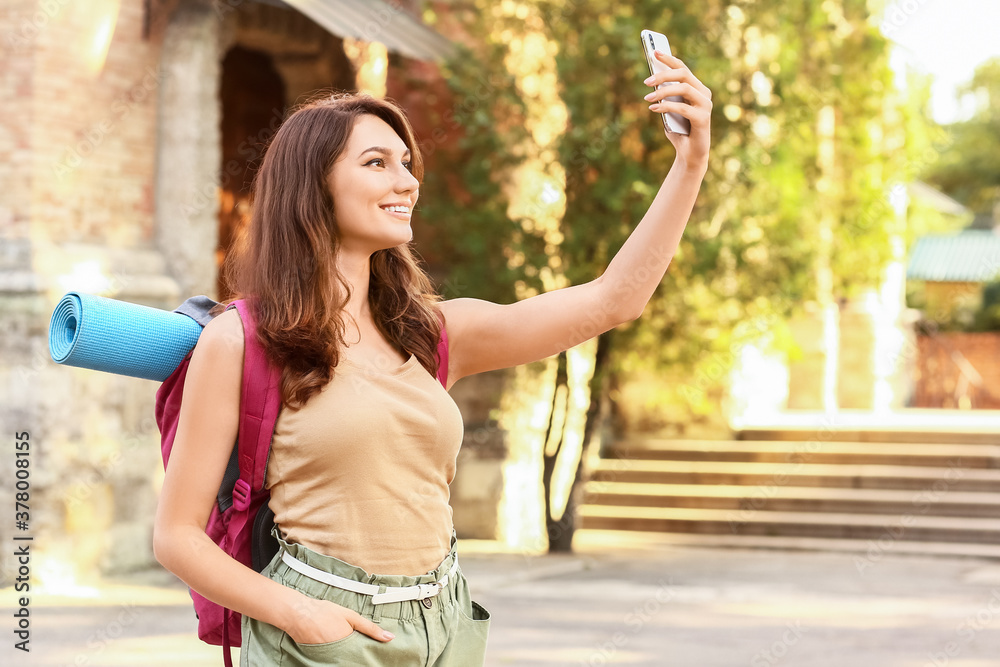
top-left (337, 248), bottom-right (373, 324)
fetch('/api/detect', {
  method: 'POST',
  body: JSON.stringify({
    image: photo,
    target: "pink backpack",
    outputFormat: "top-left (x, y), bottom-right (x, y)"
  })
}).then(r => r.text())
top-left (154, 298), bottom-right (450, 667)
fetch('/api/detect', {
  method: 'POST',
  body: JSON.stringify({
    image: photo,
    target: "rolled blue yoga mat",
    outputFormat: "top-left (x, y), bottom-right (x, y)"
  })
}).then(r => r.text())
top-left (49, 292), bottom-right (204, 382)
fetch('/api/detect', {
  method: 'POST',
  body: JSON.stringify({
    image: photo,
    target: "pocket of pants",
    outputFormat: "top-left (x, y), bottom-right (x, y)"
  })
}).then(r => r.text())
top-left (455, 571), bottom-right (491, 630)
top-left (281, 628), bottom-right (363, 662)
top-left (241, 614), bottom-right (285, 667)
top-left (296, 629), bottom-right (360, 649)
top-left (462, 600), bottom-right (491, 624)
top-left (454, 599), bottom-right (491, 665)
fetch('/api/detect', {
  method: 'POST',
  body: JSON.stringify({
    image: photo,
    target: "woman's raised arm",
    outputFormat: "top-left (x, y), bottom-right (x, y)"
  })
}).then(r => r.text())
top-left (439, 51), bottom-right (712, 389)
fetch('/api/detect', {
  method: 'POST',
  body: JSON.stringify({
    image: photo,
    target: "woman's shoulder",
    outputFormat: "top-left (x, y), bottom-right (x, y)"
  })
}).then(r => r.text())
top-left (181, 306), bottom-right (245, 412)
top-left (194, 306), bottom-right (245, 360)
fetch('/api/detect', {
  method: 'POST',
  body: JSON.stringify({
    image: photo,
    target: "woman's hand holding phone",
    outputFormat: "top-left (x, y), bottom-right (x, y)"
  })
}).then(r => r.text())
top-left (643, 47), bottom-right (713, 173)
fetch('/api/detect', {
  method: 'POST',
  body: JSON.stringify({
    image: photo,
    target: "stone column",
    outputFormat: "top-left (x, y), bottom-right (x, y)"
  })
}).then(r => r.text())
top-left (155, 0), bottom-right (222, 299)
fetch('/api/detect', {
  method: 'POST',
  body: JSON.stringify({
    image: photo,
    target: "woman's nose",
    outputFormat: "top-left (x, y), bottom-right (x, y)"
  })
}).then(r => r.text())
top-left (396, 164), bottom-right (419, 192)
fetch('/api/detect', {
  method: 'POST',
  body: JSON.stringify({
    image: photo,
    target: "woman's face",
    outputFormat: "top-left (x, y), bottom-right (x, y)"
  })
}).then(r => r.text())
top-left (327, 114), bottom-right (420, 257)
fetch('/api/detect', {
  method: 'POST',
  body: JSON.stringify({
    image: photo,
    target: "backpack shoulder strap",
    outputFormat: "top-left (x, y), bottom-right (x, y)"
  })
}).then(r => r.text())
top-left (227, 299), bottom-right (282, 497)
top-left (173, 295), bottom-right (220, 326)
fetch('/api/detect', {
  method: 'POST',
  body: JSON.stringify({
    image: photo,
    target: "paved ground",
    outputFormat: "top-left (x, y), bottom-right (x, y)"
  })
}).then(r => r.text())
top-left (4, 537), bottom-right (1000, 667)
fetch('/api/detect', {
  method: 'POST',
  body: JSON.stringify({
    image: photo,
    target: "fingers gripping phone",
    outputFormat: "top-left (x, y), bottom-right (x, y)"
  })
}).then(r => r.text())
top-left (641, 29), bottom-right (691, 136)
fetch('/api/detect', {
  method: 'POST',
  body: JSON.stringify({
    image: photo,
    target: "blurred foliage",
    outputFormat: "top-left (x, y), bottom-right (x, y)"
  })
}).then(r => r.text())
top-left (416, 13), bottom-right (541, 303)
top-left (909, 59), bottom-right (1000, 333)
top-left (907, 280), bottom-right (982, 332)
top-left (895, 72), bottom-right (971, 248)
top-left (420, 0), bottom-right (907, 420)
top-left (973, 280), bottom-right (1000, 331)
top-left (925, 58), bottom-right (1000, 228)
top-left (421, 3), bottom-right (545, 303)
top-left (904, 190), bottom-right (973, 249)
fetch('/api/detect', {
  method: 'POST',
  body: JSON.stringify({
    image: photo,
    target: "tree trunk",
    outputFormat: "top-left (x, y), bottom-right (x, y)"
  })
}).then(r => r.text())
top-left (541, 351), bottom-right (568, 550)
top-left (543, 333), bottom-right (613, 553)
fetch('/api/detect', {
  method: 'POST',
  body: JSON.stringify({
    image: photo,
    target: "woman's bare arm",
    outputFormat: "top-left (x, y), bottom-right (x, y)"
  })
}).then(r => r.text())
top-left (152, 309), bottom-right (392, 644)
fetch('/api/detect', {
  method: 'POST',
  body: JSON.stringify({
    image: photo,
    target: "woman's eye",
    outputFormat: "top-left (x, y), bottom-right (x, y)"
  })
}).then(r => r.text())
top-left (364, 157), bottom-right (411, 171)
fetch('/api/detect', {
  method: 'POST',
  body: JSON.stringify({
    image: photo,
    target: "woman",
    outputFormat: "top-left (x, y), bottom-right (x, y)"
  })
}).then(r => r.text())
top-left (153, 48), bottom-right (711, 666)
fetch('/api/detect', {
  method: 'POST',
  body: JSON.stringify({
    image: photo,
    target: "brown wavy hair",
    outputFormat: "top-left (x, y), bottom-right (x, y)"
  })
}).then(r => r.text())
top-left (216, 91), bottom-right (442, 409)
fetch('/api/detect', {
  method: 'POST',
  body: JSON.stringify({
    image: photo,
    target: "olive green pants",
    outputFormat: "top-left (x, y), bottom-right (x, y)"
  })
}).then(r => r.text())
top-left (241, 529), bottom-right (490, 666)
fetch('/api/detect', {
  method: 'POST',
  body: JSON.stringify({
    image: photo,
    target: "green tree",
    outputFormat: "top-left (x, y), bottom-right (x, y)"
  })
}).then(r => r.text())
top-left (926, 58), bottom-right (1000, 227)
top-left (420, 0), bottom-right (902, 552)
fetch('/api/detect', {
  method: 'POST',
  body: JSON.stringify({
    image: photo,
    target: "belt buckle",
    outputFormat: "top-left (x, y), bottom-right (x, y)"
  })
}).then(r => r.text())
top-left (416, 582), bottom-right (442, 600)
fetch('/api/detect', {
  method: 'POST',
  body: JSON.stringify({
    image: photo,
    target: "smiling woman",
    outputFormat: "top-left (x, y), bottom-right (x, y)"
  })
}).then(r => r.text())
top-left (328, 116), bottom-right (420, 256)
top-left (212, 94), bottom-right (442, 396)
top-left (153, 67), bottom-right (711, 667)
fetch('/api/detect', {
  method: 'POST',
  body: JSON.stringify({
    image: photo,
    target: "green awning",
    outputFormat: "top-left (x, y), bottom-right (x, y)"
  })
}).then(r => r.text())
top-left (907, 230), bottom-right (1000, 282)
top-left (280, 0), bottom-right (454, 62)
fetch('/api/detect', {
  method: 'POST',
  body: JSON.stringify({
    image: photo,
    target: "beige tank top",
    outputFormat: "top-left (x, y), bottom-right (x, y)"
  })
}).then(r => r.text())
top-left (265, 346), bottom-right (464, 576)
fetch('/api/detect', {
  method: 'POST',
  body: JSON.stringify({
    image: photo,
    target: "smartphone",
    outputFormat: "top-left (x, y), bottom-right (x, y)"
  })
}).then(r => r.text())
top-left (640, 29), bottom-right (691, 136)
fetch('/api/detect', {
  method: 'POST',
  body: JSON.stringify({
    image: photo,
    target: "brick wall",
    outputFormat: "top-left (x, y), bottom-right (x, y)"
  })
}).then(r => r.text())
top-left (0, 0), bottom-right (35, 241)
top-left (32, 0), bottom-right (161, 248)
top-left (915, 332), bottom-right (1000, 409)
top-left (1, 0), bottom-right (174, 582)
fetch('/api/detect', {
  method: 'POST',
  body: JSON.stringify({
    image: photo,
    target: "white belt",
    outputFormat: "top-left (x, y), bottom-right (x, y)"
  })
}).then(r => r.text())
top-left (280, 550), bottom-right (460, 605)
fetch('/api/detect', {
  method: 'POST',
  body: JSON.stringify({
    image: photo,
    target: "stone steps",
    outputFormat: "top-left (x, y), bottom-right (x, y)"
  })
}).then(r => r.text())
top-left (578, 505), bottom-right (1000, 543)
top-left (572, 529), bottom-right (1000, 560)
top-left (580, 432), bottom-right (1000, 552)
top-left (590, 459), bottom-right (1000, 492)
top-left (609, 439), bottom-right (1000, 468)
top-left (584, 481), bottom-right (1000, 517)
top-left (738, 427), bottom-right (999, 445)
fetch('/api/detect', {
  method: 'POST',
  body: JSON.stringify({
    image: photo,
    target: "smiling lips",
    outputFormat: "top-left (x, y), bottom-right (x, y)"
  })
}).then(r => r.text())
top-left (380, 204), bottom-right (411, 220)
